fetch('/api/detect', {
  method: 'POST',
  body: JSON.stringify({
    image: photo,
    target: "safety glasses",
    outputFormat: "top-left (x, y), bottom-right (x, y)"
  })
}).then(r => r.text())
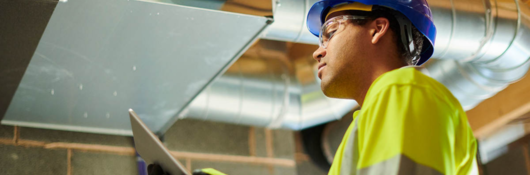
top-left (319, 15), bottom-right (367, 48)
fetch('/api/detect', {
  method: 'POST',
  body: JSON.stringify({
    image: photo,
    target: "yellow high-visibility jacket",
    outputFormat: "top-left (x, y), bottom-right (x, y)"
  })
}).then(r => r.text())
top-left (328, 67), bottom-right (477, 175)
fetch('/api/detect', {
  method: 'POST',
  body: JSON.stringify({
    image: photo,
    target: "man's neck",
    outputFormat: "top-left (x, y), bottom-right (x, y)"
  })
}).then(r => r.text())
top-left (354, 58), bottom-right (407, 107)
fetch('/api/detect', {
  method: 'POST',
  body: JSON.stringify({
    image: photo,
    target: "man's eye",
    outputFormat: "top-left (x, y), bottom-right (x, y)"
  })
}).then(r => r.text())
top-left (326, 29), bottom-right (337, 37)
top-left (326, 24), bottom-right (338, 33)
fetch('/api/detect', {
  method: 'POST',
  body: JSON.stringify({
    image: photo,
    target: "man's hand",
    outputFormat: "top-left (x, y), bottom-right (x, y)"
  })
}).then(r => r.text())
top-left (193, 168), bottom-right (227, 175)
top-left (147, 164), bottom-right (226, 175)
top-left (147, 164), bottom-right (170, 175)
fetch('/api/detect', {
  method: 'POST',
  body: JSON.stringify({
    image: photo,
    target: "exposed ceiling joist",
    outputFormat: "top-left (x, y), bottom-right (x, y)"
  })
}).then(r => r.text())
top-left (467, 72), bottom-right (530, 139)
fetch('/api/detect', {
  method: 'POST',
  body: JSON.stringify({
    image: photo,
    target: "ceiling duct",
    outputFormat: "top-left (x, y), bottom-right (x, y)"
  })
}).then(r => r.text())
top-left (261, 0), bottom-right (319, 44)
top-left (262, 0), bottom-right (530, 110)
top-left (168, 41), bottom-right (357, 132)
top-left (3, 0), bottom-right (529, 135)
top-left (1, 0), bottom-right (272, 135)
top-left (175, 0), bottom-right (530, 131)
top-left (423, 0), bottom-right (530, 110)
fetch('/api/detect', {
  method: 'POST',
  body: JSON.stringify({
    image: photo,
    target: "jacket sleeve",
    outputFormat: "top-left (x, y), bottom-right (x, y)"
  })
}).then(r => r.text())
top-left (355, 84), bottom-right (475, 175)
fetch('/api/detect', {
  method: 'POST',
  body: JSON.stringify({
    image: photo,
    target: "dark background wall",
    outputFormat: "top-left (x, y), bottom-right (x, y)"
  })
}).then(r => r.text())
top-left (0, 0), bottom-right (60, 121)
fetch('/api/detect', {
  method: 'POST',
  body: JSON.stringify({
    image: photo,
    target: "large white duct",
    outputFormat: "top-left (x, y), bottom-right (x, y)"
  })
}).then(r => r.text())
top-left (3, 0), bottom-right (528, 135)
top-left (262, 0), bottom-right (530, 111)
top-left (423, 0), bottom-right (530, 110)
top-left (171, 0), bottom-right (530, 132)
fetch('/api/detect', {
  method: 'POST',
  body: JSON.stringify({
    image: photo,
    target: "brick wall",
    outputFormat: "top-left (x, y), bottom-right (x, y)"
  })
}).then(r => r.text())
top-left (0, 118), bottom-right (311, 175)
top-left (7, 119), bottom-right (530, 175)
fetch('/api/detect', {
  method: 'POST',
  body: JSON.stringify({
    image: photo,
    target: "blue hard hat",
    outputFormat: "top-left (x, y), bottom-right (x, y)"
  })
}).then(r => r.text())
top-left (307, 0), bottom-right (437, 65)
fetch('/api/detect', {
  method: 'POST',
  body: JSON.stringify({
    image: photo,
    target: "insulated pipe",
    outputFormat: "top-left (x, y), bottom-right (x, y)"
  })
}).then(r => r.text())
top-left (423, 0), bottom-right (530, 110)
top-left (181, 41), bottom-right (356, 130)
top-left (262, 0), bottom-right (530, 110)
top-left (182, 0), bottom-right (529, 130)
top-left (261, 0), bottom-right (320, 44)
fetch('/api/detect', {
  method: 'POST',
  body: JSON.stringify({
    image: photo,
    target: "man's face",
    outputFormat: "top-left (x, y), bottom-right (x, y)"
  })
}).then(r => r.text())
top-left (313, 12), bottom-right (373, 99)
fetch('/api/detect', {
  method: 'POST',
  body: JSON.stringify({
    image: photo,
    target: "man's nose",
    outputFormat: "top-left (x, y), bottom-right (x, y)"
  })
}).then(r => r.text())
top-left (312, 46), bottom-right (327, 63)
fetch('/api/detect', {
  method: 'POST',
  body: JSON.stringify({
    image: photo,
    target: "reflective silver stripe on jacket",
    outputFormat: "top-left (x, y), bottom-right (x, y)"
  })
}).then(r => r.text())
top-left (339, 119), bottom-right (359, 175)
top-left (358, 154), bottom-right (443, 175)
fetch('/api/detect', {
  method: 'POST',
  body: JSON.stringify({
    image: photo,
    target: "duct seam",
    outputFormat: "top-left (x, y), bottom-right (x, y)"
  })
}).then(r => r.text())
top-left (294, 0), bottom-right (310, 42)
top-left (437, 0), bottom-right (456, 59)
top-left (268, 58), bottom-right (278, 126)
top-left (474, 0), bottom-right (520, 67)
top-left (460, 0), bottom-right (495, 63)
top-left (268, 73), bottom-right (291, 128)
top-left (235, 61), bottom-right (244, 125)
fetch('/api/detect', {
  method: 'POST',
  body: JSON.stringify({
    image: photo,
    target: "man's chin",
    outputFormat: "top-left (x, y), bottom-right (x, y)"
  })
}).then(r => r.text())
top-left (321, 85), bottom-right (340, 98)
top-left (321, 83), bottom-right (352, 99)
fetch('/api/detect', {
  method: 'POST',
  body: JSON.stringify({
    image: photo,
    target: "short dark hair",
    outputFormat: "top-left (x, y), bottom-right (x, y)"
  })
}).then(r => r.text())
top-left (345, 7), bottom-right (424, 65)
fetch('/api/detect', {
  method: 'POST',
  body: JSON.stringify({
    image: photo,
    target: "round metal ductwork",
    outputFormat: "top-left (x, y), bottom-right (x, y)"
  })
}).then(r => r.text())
top-left (423, 0), bottom-right (530, 110)
top-left (178, 0), bottom-right (530, 130)
top-left (262, 0), bottom-right (530, 111)
top-left (261, 0), bottom-right (320, 44)
top-left (181, 41), bottom-right (357, 130)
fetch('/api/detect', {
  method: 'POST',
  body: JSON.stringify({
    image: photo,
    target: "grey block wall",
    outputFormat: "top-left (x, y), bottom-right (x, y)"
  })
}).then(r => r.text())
top-left (0, 145), bottom-right (67, 175)
top-left (0, 125), bottom-right (13, 138)
top-left (0, 118), bottom-right (305, 175)
top-left (71, 152), bottom-right (137, 175)
top-left (7, 110), bottom-right (530, 175)
top-left (296, 161), bottom-right (327, 175)
top-left (165, 119), bottom-right (250, 156)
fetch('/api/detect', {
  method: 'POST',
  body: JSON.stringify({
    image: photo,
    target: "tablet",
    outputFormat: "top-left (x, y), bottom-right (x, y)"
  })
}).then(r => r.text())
top-left (129, 109), bottom-right (189, 175)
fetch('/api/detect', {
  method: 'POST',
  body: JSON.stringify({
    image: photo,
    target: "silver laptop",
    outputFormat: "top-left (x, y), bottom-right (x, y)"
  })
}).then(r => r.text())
top-left (129, 109), bottom-right (189, 175)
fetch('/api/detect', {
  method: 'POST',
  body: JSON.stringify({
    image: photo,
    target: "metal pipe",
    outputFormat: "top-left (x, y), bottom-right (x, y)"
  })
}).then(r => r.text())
top-left (424, 0), bottom-right (530, 110)
top-left (181, 0), bottom-right (530, 130)
top-left (181, 41), bottom-right (357, 130)
top-left (261, 0), bottom-right (530, 111)
top-left (261, 0), bottom-right (320, 44)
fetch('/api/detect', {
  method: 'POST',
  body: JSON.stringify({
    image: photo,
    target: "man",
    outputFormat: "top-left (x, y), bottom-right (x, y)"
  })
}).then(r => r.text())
top-left (150, 0), bottom-right (477, 174)
top-left (306, 0), bottom-right (477, 174)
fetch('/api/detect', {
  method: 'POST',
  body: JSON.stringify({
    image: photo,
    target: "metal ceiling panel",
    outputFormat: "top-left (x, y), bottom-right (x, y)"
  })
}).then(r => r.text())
top-left (1, 0), bottom-right (270, 135)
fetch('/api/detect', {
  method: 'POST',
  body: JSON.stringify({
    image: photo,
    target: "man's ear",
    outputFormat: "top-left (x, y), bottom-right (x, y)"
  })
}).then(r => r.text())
top-left (369, 17), bottom-right (391, 44)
